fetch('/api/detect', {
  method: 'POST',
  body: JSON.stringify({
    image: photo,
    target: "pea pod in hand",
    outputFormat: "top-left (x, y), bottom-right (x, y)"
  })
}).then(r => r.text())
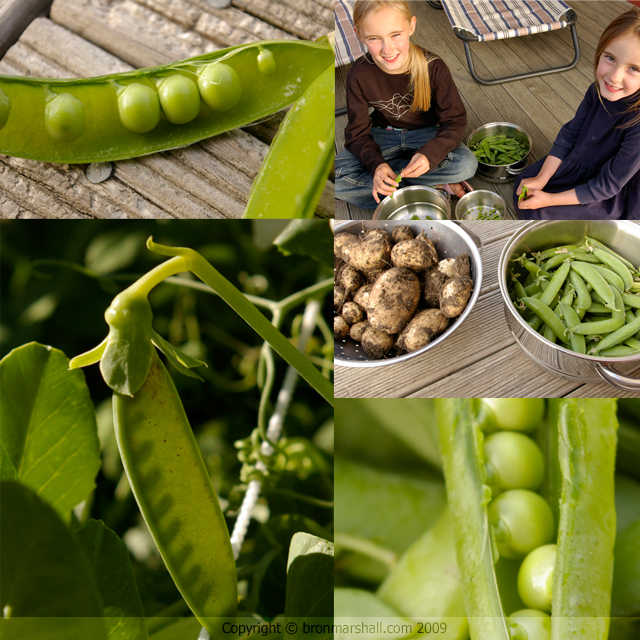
top-left (114, 350), bottom-right (237, 635)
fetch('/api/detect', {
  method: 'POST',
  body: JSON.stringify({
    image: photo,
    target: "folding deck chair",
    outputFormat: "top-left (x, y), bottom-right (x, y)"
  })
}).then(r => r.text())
top-left (433, 0), bottom-right (580, 85)
top-left (335, 0), bottom-right (367, 116)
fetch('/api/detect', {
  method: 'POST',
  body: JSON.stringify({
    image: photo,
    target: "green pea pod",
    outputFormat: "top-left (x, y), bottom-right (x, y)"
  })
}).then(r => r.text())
top-left (0, 40), bottom-right (332, 163)
top-left (242, 64), bottom-right (333, 219)
top-left (113, 350), bottom-right (237, 635)
top-left (435, 399), bottom-right (512, 640)
top-left (546, 399), bottom-right (617, 640)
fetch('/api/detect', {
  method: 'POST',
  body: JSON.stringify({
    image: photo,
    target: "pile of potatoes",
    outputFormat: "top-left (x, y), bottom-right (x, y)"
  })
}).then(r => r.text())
top-left (334, 225), bottom-right (474, 359)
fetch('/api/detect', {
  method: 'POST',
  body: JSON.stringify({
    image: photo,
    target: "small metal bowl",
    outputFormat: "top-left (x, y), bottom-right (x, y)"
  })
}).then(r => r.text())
top-left (468, 122), bottom-right (531, 183)
top-left (335, 220), bottom-right (483, 368)
top-left (499, 220), bottom-right (640, 391)
top-left (456, 190), bottom-right (506, 220)
top-left (373, 185), bottom-right (451, 221)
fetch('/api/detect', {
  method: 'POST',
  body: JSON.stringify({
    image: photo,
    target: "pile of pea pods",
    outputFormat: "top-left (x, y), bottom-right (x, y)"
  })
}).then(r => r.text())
top-left (508, 238), bottom-right (640, 356)
top-left (335, 398), bottom-right (640, 640)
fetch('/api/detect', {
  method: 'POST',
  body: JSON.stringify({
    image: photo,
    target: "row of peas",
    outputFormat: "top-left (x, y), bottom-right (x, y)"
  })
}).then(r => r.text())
top-left (1, 49), bottom-right (276, 143)
top-left (481, 399), bottom-right (555, 640)
top-left (470, 134), bottom-right (529, 165)
top-left (508, 237), bottom-right (640, 356)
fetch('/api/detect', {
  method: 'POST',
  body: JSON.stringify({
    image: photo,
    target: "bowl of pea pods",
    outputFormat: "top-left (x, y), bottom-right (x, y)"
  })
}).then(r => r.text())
top-left (499, 220), bottom-right (640, 391)
top-left (468, 122), bottom-right (531, 182)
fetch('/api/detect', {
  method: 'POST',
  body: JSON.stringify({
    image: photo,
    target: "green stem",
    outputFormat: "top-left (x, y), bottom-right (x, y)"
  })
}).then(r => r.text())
top-left (125, 240), bottom-right (333, 406)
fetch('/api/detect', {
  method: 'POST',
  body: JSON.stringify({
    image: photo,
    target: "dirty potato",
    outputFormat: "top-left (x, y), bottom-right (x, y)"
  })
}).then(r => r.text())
top-left (440, 276), bottom-right (474, 318)
top-left (397, 308), bottom-right (450, 352)
top-left (341, 233), bottom-right (392, 273)
top-left (392, 225), bottom-right (415, 243)
top-left (334, 316), bottom-right (350, 339)
top-left (368, 267), bottom-right (421, 335)
top-left (424, 264), bottom-right (449, 308)
top-left (342, 301), bottom-right (365, 325)
top-left (350, 321), bottom-right (368, 342)
top-left (361, 326), bottom-right (394, 359)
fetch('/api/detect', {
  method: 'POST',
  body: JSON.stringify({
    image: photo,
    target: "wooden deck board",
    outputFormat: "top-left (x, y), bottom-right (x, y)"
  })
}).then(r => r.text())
top-left (334, 220), bottom-right (640, 399)
top-left (0, 0), bottom-right (333, 219)
top-left (335, 0), bottom-right (631, 221)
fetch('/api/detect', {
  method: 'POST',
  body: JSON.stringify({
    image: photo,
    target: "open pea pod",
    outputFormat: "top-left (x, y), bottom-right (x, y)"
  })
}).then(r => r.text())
top-left (0, 40), bottom-right (332, 163)
top-left (242, 64), bottom-right (334, 219)
top-left (544, 399), bottom-right (617, 640)
top-left (435, 399), bottom-right (618, 640)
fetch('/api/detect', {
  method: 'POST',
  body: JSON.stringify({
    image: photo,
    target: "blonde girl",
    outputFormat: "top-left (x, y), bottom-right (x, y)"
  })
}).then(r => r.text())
top-left (335, 0), bottom-right (477, 210)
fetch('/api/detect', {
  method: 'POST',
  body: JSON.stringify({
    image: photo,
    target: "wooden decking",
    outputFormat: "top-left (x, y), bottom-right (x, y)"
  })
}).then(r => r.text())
top-left (335, 0), bottom-right (632, 220)
top-left (334, 220), bottom-right (640, 399)
top-left (0, 0), bottom-right (333, 219)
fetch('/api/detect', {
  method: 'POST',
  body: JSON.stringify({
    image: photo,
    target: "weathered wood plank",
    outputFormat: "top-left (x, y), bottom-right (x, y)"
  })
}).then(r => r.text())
top-left (0, 0), bottom-right (52, 58)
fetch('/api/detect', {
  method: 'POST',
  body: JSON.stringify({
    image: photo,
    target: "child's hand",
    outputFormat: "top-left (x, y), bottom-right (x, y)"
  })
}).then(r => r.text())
top-left (373, 164), bottom-right (400, 203)
top-left (517, 189), bottom-right (554, 210)
top-left (518, 176), bottom-right (547, 194)
top-left (401, 153), bottom-right (430, 178)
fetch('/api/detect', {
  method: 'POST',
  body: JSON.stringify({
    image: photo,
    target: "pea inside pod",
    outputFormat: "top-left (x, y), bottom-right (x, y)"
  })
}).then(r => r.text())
top-left (44, 91), bottom-right (86, 142)
top-left (157, 74), bottom-right (201, 125)
top-left (0, 39), bottom-right (333, 163)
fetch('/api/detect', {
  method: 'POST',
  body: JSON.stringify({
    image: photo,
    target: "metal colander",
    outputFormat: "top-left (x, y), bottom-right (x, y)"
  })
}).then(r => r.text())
top-left (335, 220), bottom-right (484, 368)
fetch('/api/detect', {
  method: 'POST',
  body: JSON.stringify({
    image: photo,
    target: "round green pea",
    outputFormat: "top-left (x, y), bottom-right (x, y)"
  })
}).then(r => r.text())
top-left (44, 92), bottom-right (86, 142)
top-left (0, 87), bottom-right (10, 130)
top-left (517, 545), bottom-right (557, 611)
top-left (488, 489), bottom-right (554, 559)
top-left (158, 74), bottom-right (201, 124)
top-left (484, 431), bottom-right (545, 492)
top-left (197, 63), bottom-right (241, 112)
top-left (257, 50), bottom-right (276, 76)
top-left (482, 399), bottom-right (545, 432)
top-left (118, 83), bottom-right (161, 133)
top-left (508, 609), bottom-right (551, 640)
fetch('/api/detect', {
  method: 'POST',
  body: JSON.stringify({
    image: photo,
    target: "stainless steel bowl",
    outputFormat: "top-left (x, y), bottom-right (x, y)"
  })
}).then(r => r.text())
top-left (335, 220), bottom-right (483, 368)
top-left (468, 122), bottom-right (531, 183)
top-left (456, 190), bottom-right (506, 220)
top-left (373, 185), bottom-right (451, 221)
top-left (499, 221), bottom-right (640, 391)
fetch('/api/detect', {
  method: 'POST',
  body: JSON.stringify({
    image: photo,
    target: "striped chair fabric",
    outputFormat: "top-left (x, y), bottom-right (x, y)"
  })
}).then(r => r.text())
top-left (335, 0), bottom-right (366, 67)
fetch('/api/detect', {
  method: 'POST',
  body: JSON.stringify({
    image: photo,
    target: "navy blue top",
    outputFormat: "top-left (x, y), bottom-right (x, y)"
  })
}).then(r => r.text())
top-left (514, 83), bottom-right (640, 219)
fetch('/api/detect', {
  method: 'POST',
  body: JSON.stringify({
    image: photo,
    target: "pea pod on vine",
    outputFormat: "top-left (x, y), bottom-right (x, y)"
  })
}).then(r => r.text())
top-left (0, 40), bottom-right (332, 164)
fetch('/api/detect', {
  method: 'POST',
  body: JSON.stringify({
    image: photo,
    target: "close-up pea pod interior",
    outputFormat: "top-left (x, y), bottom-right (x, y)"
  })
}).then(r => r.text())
top-left (335, 398), bottom-right (640, 640)
top-left (0, 39), bottom-right (332, 164)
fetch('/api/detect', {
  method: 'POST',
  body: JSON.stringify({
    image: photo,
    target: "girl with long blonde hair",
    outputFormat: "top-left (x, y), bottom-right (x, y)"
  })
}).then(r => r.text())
top-left (335, 0), bottom-right (477, 210)
top-left (515, 8), bottom-right (640, 218)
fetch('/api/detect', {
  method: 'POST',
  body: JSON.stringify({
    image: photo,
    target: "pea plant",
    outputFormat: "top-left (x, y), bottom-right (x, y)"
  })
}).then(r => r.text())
top-left (0, 37), bottom-right (334, 219)
top-left (335, 398), bottom-right (640, 640)
top-left (0, 221), bottom-right (334, 640)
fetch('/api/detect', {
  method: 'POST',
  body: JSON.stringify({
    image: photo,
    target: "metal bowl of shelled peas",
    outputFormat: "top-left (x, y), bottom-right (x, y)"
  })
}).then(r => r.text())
top-left (498, 220), bottom-right (640, 391)
top-left (468, 122), bottom-right (531, 182)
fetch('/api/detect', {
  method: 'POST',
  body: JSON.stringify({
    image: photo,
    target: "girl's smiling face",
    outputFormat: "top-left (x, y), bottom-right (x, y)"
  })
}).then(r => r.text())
top-left (357, 6), bottom-right (416, 74)
top-left (596, 34), bottom-right (640, 101)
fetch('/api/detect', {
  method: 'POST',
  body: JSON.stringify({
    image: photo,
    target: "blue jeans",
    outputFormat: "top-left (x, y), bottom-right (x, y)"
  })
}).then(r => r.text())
top-left (335, 126), bottom-right (478, 210)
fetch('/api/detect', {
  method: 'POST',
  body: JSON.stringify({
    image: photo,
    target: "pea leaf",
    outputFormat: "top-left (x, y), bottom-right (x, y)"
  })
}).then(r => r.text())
top-left (0, 342), bottom-right (100, 522)
top-left (285, 532), bottom-right (333, 638)
top-left (75, 519), bottom-right (148, 640)
top-left (0, 439), bottom-right (17, 480)
top-left (273, 221), bottom-right (333, 270)
top-left (0, 480), bottom-right (107, 640)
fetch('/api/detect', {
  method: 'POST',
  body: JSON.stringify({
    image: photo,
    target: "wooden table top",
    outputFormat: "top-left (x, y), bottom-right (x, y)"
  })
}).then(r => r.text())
top-left (0, 0), bottom-right (333, 219)
top-left (335, 220), bottom-right (640, 399)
